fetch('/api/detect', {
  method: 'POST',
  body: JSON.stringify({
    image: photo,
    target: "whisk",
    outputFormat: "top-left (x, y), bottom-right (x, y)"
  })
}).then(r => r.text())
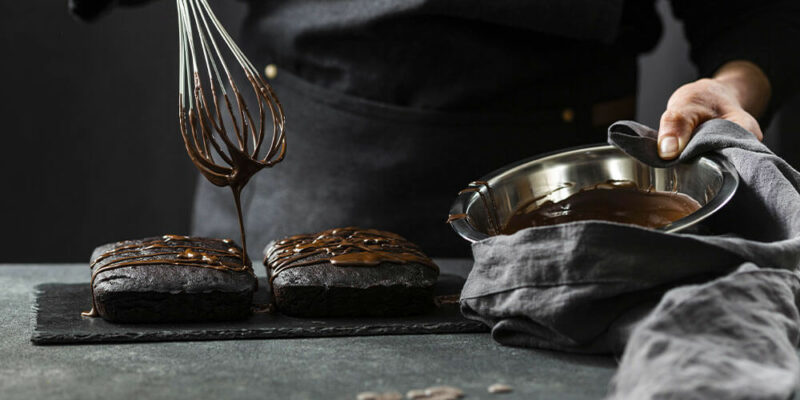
top-left (176, 0), bottom-right (286, 263)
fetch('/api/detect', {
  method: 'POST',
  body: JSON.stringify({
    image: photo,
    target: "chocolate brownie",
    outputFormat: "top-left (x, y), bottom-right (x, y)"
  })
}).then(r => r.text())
top-left (264, 227), bottom-right (439, 317)
top-left (83, 235), bottom-right (257, 323)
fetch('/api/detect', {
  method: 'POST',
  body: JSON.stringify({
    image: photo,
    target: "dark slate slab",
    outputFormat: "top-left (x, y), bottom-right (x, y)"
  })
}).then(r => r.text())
top-left (31, 275), bottom-right (487, 345)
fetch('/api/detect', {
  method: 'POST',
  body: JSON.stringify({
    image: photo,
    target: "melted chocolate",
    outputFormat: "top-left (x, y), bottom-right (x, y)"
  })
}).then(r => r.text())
top-left (500, 181), bottom-right (701, 234)
top-left (179, 67), bottom-right (286, 264)
top-left (82, 235), bottom-right (254, 317)
top-left (446, 213), bottom-right (468, 223)
top-left (457, 181), bottom-right (500, 234)
top-left (265, 227), bottom-right (438, 283)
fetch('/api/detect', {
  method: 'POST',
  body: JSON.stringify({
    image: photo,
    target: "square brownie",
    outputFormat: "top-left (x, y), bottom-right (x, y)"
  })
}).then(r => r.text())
top-left (264, 228), bottom-right (439, 317)
top-left (84, 235), bottom-right (257, 323)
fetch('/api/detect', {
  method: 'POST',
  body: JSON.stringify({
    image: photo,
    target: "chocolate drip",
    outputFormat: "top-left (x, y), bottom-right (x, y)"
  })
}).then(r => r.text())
top-left (264, 227), bottom-right (438, 284)
top-left (500, 181), bottom-right (702, 234)
top-left (446, 213), bottom-right (468, 223)
top-left (457, 181), bottom-right (500, 235)
top-left (82, 235), bottom-right (254, 318)
top-left (179, 69), bottom-right (286, 263)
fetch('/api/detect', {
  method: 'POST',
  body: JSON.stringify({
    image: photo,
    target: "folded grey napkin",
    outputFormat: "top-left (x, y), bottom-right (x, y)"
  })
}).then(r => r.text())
top-left (460, 119), bottom-right (800, 399)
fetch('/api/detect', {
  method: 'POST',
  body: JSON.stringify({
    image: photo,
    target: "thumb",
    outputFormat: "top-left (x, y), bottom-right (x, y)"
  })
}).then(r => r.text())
top-left (657, 108), bottom-right (701, 160)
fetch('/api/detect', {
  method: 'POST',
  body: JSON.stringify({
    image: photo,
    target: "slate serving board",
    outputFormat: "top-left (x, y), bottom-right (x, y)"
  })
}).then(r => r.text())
top-left (31, 275), bottom-right (488, 345)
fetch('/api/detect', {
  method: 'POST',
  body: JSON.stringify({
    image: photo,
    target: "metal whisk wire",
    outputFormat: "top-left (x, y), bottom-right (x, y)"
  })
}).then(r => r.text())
top-left (176, 0), bottom-right (286, 262)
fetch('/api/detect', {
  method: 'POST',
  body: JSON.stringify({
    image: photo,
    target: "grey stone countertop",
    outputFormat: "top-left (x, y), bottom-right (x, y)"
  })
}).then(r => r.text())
top-left (0, 260), bottom-right (618, 400)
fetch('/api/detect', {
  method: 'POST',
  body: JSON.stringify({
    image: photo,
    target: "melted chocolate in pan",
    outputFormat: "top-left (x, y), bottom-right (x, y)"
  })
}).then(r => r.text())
top-left (500, 182), bottom-right (702, 234)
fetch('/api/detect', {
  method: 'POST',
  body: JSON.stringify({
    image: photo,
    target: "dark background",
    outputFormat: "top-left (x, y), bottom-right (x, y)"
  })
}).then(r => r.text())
top-left (1, 0), bottom-right (797, 262)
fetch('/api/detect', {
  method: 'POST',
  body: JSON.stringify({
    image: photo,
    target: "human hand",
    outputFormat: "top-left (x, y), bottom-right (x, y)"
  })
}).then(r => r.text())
top-left (657, 61), bottom-right (771, 160)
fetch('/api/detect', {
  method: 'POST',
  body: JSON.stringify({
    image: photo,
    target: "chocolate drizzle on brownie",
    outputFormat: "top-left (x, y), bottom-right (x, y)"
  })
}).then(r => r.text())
top-left (82, 235), bottom-right (254, 317)
top-left (265, 228), bottom-right (438, 283)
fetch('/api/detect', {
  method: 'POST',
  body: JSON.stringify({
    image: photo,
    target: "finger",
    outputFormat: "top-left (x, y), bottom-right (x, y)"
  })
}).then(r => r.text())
top-left (657, 109), bottom-right (699, 160)
top-left (722, 111), bottom-right (764, 141)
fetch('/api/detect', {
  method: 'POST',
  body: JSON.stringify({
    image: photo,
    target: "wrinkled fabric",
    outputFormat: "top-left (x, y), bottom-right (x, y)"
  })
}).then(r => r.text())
top-left (460, 119), bottom-right (800, 399)
top-left (608, 264), bottom-right (800, 400)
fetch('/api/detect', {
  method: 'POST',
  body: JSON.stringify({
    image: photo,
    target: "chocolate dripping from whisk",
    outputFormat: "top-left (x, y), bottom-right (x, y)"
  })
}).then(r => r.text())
top-left (177, 0), bottom-right (286, 264)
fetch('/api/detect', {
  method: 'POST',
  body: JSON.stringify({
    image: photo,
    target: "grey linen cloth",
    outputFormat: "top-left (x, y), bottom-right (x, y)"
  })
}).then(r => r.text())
top-left (460, 119), bottom-right (800, 399)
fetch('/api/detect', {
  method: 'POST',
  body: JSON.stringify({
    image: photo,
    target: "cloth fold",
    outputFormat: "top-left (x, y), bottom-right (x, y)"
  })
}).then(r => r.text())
top-left (460, 119), bottom-right (800, 399)
top-left (608, 264), bottom-right (800, 400)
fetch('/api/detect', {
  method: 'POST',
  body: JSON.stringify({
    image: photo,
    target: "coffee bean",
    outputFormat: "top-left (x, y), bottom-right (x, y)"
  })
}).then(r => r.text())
top-left (425, 385), bottom-right (464, 398)
top-left (424, 393), bottom-right (462, 400)
top-left (487, 383), bottom-right (513, 394)
top-left (406, 389), bottom-right (427, 399)
top-left (358, 391), bottom-right (406, 400)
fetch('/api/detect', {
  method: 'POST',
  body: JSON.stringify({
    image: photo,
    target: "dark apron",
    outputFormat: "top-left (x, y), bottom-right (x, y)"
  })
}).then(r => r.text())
top-left (191, 70), bottom-right (608, 259)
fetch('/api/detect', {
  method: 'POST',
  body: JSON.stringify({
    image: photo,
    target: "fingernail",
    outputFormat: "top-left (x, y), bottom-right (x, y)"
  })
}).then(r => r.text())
top-left (659, 136), bottom-right (678, 157)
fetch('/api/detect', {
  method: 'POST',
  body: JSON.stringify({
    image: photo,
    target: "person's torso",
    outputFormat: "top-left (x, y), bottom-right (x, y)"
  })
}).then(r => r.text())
top-left (239, 0), bottom-right (661, 111)
top-left (192, 0), bottom-right (663, 258)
